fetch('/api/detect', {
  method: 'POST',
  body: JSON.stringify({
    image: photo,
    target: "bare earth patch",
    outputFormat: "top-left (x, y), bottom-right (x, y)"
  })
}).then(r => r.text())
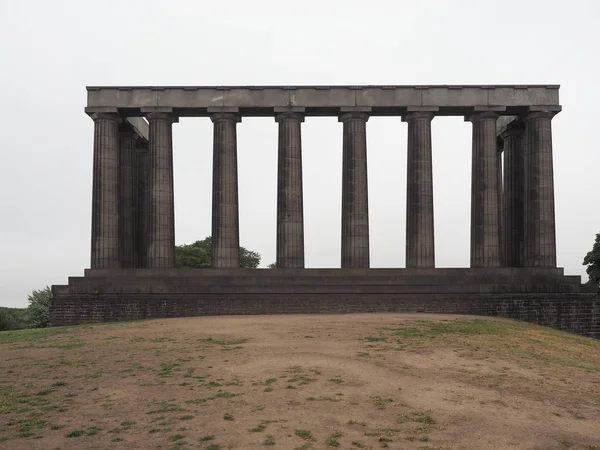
top-left (1, 313), bottom-right (599, 450)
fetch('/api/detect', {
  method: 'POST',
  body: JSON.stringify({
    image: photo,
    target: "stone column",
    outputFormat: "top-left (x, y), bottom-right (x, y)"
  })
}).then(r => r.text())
top-left (468, 111), bottom-right (501, 268)
top-left (340, 110), bottom-right (370, 268)
top-left (501, 120), bottom-right (525, 267)
top-left (135, 143), bottom-right (149, 268)
top-left (90, 112), bottom-right (121, 269)
top-left (275, 111), bottom-right (305, 268)
top-left (143, 111), bottom-right (177, 268)
top-left (211, 112), bottom-right (241, 268)
top-left (524, 109), bottom-right (559, 267)
top-left (118, 124), bottom-right (137, 268)
top-left (497, 146), bottom-right (505, 266)
top-left (403, 112), bottom-right (435, 268)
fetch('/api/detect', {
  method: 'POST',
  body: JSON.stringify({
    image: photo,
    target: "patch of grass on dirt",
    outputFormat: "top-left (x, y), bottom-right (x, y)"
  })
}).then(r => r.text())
top-left (200, 434), bottom-right (215, 441)
top-left (373, 396), bottom-right (393, 409)
top-left (146, 400), bottom-right (184, 414)
top-left (66, 426), bottom-right (102, 438)
top-left (198, 337), bottom-right (248, 346)
top-left (0, 327), bottom-right (71, 345)
top-left (295, 429), bottom-right (313, 440)
top-left (263, 434), bottom-right (275, 445)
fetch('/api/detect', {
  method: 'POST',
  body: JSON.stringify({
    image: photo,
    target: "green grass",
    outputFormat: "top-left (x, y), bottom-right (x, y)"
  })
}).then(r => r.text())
top-left (223, 413), bottom-right (234, 421)
top-left (251, 421), bottom-right (269, 432)
top-left (373, 396), bottom-right (393, 409)
top-left (66, 426), bottom-right (102, 438)
top-left (263, 434), bottom-right (275, 445)
top-left (295, 429), bottom-right (312, 440)
top-left (0, 327), bottom-right (70, 345)
top-left (329, 378), bottom-right (343, 384)
top-left (327, 437), bottom-right (340, 447)
top-left (205, 444), bottom-right (221, 450)
top-left (146, 400), bottom-right (184, 414)
top-left (198, 338), bottom-right (248, 346)
top-left (199, 434), bottom-right (215, 441)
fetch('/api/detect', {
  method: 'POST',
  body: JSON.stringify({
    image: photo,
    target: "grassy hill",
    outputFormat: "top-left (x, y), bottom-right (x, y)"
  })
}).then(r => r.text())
top-left (1, 314), bottom-right (599, 449)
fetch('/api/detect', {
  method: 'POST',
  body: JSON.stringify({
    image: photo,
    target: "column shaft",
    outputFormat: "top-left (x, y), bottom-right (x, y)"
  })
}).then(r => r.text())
top-left (90, 113), bottom-right (121, 269)
top-left (497, 148), bottom-right (505, 266)
top-left (524, 111), bottom-right (557, 267)
top-left (135, 143), bottom-right (149, 268)
top-left (340, 112), bottom-right (370, 268)
top-left (502, 121), bottom-right (525, 267)
top-left (276, 112), bottom-right (305, 268)
top-left (404, 112), bottom-right (435, 268)
top-left (145, 113), bottom-right (176, 268)
top-left (118, 125), bottom-right (137, 268)
top-left (211, 113), bottom-right (241, 268)
top-left (469, 111), bottom-right (501, 267)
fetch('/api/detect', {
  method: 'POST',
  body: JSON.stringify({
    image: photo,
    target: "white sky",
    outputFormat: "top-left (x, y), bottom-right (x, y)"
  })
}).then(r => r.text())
top-left (1, 0), bottom-right (599, 307)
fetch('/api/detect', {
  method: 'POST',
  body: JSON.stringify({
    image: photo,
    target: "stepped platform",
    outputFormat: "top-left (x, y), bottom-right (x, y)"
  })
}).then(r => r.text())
top-left (50, 268), bottom-right (599, 338)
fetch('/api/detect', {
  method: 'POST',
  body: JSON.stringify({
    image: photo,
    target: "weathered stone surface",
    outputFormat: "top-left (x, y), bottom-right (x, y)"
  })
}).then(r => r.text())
top-left (340, 112), bottom-right (370, 268)
top-left (49, 268), bottom-right (599, 338)
top-left (404, 112), bottom-right (435, 268)
top-left (211, 113), bottom-right (241, 268)
top-left (86, 85), bottom-right (561, 115)
top-left (144, 112), bottom-right (176, 268)
top-left (501, 121), bottom-right (526, 267)
top-left (469, 111), bottom-right (501, 268)
top-left (275, 112), bottom-right (305, 268)
top-left (90, 112), bottom-right (121, 269)
top-left (118, 124), bottom-right (137, 268)
top-left (135, 143), bottom-right (149, 268)
top-left (524, 111), bottom-right (557, 267)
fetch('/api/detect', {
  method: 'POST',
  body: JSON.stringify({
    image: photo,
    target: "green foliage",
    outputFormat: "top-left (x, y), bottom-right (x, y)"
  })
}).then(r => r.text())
top-left (583, 232), bottom-right (600, 286)
top-left (174, 236), bottom-right (261, 268)
top-left (26, 287), bottom-right (52, 328)
top-left (0, 287), bottom-right (52, 331)
top-left (267, 262), bottom-right (277, 269)
top-left (0, 307), bottom-right (28, 331)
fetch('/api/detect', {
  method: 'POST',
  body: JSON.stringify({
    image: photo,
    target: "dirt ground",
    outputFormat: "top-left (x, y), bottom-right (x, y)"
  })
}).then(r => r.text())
top-left (1, 314), bottom-right (599, 450)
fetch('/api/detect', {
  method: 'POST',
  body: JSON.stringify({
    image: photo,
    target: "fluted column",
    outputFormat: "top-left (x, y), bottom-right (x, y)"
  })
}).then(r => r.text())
top-left (135, 143), bottom-right (149, 268)
top-left (497, 146), bottom-right (505, 266)
top-left (340, 111), bottom-right (370, 268)
top-left (118, 124), bottom-right (137, 268)
top-left (90, 112), bottom-right (121, 269)
top-left (501, 121), bottom-right (525, 267)
top-left (468, 111), bottom-right (501, 267)
top-left (211, 112), bottom-right (241, 268)
top-left (524, 110), bottom-right (558, 267)
top-left (144, 111), bottom-right (177, 268)
top-left (275, 111), bottom-right (305, 268)
top-left (403, 112), bottom-right (435, 268)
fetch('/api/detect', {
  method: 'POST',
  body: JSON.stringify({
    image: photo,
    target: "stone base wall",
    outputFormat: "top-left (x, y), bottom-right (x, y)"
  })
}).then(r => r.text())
top-left (50, 268), bottom-right (599, 338)
top-left (50, 292), bottom-right (600, 338)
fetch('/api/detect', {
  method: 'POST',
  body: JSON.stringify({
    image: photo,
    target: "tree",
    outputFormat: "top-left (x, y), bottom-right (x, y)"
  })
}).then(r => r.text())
top-left (583, 233), bottom-right (600, 286)
top-left (175, 236), bottom-right (261, 269)
top-left (0, 307), bottom-right (28, 331)
top-left (267, 262), bottom-right (277, 269)
top-left (26, 287), bottom-right (52, 328)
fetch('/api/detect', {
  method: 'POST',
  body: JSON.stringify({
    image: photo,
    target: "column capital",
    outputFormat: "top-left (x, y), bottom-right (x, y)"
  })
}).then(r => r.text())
top-left (89, 112), bottom-right (121, 123)
top-left (210, 112), bottom-right (241, 123)
top-left (466, 110), bottom-right (499, 122)
top-left (144, 112), bottom-right (178, 123)
top-left (274, 112), bottom-right (305, 123)
top-left (338, 111), bottom-right (370, 123)
top-left (402, 111), bottom-right (434, 122)
top-left (523, 108), bottom-right (560, 121)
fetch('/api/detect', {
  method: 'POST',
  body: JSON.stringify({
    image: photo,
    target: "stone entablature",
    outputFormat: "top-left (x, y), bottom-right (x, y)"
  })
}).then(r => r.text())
top-left (86, 85), bottom-right (560, 116)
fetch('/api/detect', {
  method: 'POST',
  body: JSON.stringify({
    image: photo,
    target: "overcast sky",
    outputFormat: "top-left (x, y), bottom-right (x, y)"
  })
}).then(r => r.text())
top-left (1, 0), bottom-right (599, 308)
